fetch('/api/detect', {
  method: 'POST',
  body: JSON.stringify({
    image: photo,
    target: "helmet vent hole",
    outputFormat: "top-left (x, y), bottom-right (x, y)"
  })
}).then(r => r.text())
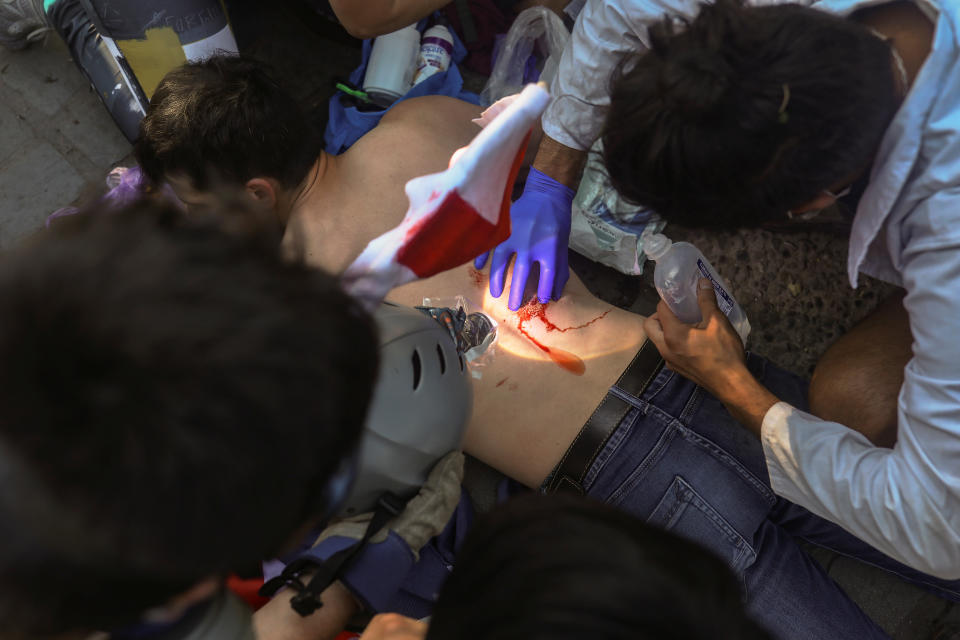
top-left (411, 350), bottom-right (422, 390)
top-left (459, 354), bottom-right (465, 371)
top-left (436, 344), bottom-right (447, 374)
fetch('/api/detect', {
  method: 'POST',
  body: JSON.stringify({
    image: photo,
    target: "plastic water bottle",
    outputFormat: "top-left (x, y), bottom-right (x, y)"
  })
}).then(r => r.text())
top-left (645, 233), bottom-right (751, 344)
top-left (363, 24), bottom-right (421, 107)
top-left (413, 25), bottom-right (454, 85)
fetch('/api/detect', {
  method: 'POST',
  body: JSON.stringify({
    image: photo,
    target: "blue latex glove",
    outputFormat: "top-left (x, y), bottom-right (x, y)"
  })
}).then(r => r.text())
top-left (474, 167), bottom-right (576, 311)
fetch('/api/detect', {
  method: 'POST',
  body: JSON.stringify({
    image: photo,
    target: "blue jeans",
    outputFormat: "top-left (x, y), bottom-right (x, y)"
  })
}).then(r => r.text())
top-left (544, 353), bottom-right (960, 640)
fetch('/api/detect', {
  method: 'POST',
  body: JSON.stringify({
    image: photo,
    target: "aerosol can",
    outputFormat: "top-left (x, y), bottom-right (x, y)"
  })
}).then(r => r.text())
top-left (645, 233), bottom-right (751, 345)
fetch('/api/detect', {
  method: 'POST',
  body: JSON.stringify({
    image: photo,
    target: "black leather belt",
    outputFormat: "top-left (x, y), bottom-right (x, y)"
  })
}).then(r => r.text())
top-left (545, 340), bottom-right (664, 495)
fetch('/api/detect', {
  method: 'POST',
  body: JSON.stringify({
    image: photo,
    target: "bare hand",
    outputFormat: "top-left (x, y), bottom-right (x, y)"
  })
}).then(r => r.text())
top-left (643, 278), bottom-right (749, 398)
top-left (359, 613), bottom-right (428, 640)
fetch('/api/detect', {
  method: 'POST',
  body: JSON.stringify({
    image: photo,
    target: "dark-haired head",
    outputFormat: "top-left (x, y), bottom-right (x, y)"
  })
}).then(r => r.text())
top-left (601, 0), bottom-right (900, 228)
top-left (134, 55), bottom-right (321, 222)
top-left (427, 494), bottom-right (771, 639)
top-left (0, 200), bottom-right (377, 634)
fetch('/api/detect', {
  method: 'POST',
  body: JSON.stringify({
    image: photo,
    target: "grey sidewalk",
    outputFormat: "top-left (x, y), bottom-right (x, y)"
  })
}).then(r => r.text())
top-left (0, 35), bottom-right (130, 249)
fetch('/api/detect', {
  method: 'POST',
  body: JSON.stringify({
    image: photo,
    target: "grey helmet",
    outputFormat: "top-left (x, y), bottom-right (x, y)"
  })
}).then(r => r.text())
top-left (340, 303), bottom-right (474, 516)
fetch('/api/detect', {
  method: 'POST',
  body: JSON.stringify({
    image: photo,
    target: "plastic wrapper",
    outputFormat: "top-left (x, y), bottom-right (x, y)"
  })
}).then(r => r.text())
top-left (569, 140), bottom-right (665, 275)
top-left (480, 7), bottom-right (569, 106)
top-left (421, 295), bottom-right (498, 379)
top-left (46, 165), bottom-right (183, 227)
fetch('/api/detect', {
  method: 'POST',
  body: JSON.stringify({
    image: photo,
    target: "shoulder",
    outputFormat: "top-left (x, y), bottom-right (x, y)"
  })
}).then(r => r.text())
top-left (352, 96), bottom-right (481, 162)
top-left (380, 96), bottom-right (482, 130)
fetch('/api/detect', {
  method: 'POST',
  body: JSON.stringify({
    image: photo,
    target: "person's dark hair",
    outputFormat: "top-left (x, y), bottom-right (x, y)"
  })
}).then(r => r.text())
top-left (427, 494), bottom-right (771, 639)
top-left (0, 201), bottom-right (377, 634)
top-left (601, 0), bottom-right (900, 228)
top-left (135, 55), bottom-right (321, 191)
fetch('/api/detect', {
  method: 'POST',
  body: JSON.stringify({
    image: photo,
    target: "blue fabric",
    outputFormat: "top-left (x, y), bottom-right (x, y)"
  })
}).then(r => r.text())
top-left (552, 353), bottom-right (960, 639)
top-left (387, 487), bottom-right (474, 618)
top-left (298, 532), bottom-right (415, 613)
top-left (324, 18), bottom-right (480, 155)
top-left (556, 356), bottom-right (883, 640)
top-left (290, 488), bottom-right (474, 617)
top-left (292, 355), bottom-right (960, 636)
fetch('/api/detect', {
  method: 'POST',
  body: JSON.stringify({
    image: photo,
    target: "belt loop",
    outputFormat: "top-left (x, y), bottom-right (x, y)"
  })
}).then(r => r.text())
top-left (544, 341), bottom-right (664, 496)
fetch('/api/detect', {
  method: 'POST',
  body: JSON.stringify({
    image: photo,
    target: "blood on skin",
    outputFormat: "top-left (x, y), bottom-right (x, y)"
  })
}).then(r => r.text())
top-left (515, 299), bottom-right (610, 376)
top-left (496, 377), bottom-right (509, 387)
top-left (468, 266), bottom-right (485, 288)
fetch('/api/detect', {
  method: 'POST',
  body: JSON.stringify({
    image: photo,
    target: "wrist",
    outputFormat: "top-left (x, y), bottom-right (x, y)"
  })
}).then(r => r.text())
top-left (711, 365), bottom-right (779, 437)
top-left (530, 135), bottom-right (587, 189)
top-left (525, 167), bottom-right (576, 203)
top-left (706, 361), bottom-right (753, 400)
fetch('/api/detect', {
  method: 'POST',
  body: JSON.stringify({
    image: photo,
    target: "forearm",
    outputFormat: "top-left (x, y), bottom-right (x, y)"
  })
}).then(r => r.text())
top-left (530, 134), bottom-right (587, 189)
top-left (253, 580), bottom-right (360, 640)
top-left (709, 365), bottom-right (780, 438)
top-left (329, 0), bottom-right (450, 39)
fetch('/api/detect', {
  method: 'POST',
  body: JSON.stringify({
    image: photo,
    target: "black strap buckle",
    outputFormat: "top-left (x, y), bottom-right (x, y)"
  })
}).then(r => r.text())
top-left (257, 492), bottom-right (409, 617)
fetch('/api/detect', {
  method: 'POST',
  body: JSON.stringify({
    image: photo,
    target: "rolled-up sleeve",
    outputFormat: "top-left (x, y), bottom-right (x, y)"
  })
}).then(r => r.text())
top-left (542, 0), bottom-right (699, 150)
top-left (761, 221), bottom-right (960, 579)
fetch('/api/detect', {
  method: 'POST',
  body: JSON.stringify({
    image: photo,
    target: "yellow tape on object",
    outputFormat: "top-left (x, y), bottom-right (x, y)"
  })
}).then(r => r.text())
top-left (116, 27), bottom-right (187, 101)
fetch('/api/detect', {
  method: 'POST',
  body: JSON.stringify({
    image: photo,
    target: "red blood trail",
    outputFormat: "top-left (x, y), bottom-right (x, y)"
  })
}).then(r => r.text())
top-left (468, 267), bottom-right (485, 288)
top-left (515, 299), bottom-right (610, 376)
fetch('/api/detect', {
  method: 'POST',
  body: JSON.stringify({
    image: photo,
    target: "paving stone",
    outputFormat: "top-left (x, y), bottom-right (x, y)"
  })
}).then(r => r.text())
top-left (57, 87), bottom-right (132, 167)
top-left (0, 100), bottom-right (32, 166)
top-left (0, 141), bottom-right (85, 249)
top-left (0, 37), bottom-right (87, 117)
top-left (832, 555), bottom-right (928, 635)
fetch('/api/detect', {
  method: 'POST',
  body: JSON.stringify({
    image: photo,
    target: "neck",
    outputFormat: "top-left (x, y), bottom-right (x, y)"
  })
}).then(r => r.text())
top-left (282, 154), bottom-right (329, 224)
top-left (852, 1), bottom-right (934, 91)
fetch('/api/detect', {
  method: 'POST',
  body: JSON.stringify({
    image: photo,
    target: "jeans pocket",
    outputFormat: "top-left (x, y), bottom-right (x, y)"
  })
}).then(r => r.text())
top-left (647, 475), bottom-right (757, 577)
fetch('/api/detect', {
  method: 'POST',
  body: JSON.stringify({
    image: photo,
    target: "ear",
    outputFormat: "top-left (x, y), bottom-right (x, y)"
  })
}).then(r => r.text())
top-left (244, 178), bottom-right (278, 210)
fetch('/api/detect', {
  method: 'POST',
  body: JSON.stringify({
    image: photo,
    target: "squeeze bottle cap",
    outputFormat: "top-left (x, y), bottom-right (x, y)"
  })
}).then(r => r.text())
top-left (644, 233), bottom-right (672, 260)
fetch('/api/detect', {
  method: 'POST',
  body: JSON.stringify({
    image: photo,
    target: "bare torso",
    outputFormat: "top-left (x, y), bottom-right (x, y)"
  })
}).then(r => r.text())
top-left (284, 96), bottom-right (647, 488)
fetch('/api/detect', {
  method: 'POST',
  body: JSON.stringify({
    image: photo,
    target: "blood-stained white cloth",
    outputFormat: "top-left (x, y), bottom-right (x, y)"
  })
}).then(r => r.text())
top-left (343, 84), bottom-right (550, 309)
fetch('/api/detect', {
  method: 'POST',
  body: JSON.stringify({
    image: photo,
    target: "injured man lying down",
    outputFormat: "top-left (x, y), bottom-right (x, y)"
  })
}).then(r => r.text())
top-left (134, 56), bottom-right (960, 640)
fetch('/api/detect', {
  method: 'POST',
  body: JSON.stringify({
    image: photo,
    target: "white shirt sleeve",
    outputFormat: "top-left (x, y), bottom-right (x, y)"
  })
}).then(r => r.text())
top-left (542, 0), bottom-right (704, 151)
top-left (761, 219), bottom-right (960, 579)
top-left (542, 0), bottom-right (817, 151)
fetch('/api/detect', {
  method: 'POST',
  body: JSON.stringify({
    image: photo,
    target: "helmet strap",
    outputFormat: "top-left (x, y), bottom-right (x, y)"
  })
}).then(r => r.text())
top-left (258, 492), bottom-right (408, 616)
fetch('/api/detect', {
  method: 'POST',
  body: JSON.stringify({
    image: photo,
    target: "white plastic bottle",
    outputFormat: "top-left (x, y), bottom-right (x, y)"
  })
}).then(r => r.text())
top-left (363, 24), bottom-right (421, 107)
top-left (645, 233), bottom-right (751, 344)
top-left (413, 25), bottom-right (454, 85)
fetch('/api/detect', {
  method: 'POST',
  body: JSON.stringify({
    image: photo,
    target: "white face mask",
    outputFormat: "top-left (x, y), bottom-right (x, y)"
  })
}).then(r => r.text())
top-left (786, 185), bottom-right (853, 220)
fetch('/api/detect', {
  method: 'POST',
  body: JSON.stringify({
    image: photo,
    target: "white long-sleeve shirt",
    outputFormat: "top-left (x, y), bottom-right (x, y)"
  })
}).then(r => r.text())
top-left (547, 0), bottom-right (960, 579)
top-left (542, 0), bottom-right (808, 150)
top-left (763, 0), bottom-right (960, 580)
